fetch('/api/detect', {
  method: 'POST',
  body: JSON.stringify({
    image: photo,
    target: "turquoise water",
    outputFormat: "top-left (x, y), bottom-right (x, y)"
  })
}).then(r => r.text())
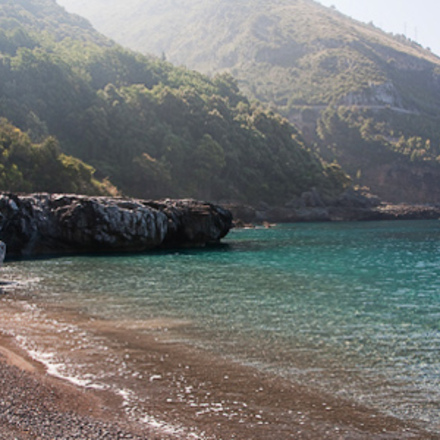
top-left (2, 220), bottom-right (440, 430)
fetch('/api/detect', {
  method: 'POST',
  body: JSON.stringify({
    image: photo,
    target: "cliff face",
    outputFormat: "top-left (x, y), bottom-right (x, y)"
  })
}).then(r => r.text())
top-left (0, 194), bottom-right (233, 257)
top-left (358, 161), bottom-right (440, 204)
top-left (338, 82), bottom-right (404, 109)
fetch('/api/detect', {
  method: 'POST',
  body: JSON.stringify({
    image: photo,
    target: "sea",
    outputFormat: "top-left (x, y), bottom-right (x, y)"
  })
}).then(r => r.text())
top-left (1, 220), bottom-right (440, 434)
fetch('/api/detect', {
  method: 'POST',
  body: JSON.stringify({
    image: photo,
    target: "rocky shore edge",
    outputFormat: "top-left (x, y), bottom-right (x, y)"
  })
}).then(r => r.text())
top-left (0, 189), bottom-right (437, 257)
top-left (227, 188), bottom-right (440, 225)
top-left (0, 193), bottom-right (233, 257)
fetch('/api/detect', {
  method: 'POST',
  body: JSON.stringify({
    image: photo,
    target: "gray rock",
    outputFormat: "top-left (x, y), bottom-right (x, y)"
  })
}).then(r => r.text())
top-left (333, 188), bottom-right (381, 209)
top-left (0, 194), bottom-right (233, 257)
top-left (0, 241), bottom-right (5, 265)
top-left (286, 188), bottom-right (326, 209)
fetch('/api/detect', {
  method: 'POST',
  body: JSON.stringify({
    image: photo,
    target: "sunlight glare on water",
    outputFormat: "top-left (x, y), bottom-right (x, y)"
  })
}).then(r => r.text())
top-left (1, 220), bottom-right (440, 429)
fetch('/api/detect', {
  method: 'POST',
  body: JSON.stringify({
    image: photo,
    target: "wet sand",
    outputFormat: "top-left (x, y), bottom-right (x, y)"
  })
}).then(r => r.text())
top-left (1, 315), bottom-right (439, 440)
top-left (0, 332), bottom-right (177, 440)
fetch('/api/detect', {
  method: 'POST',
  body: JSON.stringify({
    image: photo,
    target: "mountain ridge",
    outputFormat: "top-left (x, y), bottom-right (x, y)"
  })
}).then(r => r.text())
top-left (57, 0), bottom-right (440, 204)
top-left (0, 0), bottom-right (349, 205)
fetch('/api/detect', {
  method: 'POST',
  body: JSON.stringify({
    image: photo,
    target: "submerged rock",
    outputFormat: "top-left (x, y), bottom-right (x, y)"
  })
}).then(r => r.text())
top-left (0, 193), bottom-right (233, 257)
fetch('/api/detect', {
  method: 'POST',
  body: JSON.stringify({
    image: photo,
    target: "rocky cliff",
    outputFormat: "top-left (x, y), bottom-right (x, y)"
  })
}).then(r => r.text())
top-left (227, 188), bottom-right (440, 224)
top-left (0, 194), bottom-right (233, 257)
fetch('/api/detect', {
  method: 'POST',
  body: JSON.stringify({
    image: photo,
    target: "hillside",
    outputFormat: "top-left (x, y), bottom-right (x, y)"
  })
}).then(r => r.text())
top-left (0, 118), bottom-right (112, 195)
top-left (0, 0), bottom-right (349, 204)
top-left (57, 0), bottom-right (440, 203)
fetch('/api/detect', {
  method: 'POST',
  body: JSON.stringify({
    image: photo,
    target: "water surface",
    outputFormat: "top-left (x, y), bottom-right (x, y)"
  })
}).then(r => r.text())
top-left (1, 220), bottom-right (440, 432)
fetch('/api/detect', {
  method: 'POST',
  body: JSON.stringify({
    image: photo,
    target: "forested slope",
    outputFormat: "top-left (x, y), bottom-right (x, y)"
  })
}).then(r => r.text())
top-left (59, 0), bottom-right (440, 203)
top-left (0, 118), bottom-right (111, 195)
top-left (0, 0), bottom-right (348, 204)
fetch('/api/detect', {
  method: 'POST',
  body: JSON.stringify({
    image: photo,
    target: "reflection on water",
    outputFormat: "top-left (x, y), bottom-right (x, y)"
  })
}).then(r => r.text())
top-left (1, 220), bottom-right (440, 431)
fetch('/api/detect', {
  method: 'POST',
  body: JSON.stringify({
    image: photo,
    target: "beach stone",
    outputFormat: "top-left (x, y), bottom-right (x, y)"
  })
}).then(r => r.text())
top-left (0, 193), bottom-right (233, 257)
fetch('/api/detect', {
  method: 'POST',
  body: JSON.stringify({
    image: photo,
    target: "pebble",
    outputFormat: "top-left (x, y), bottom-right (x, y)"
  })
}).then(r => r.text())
top-left (0, 359), bottom-right (176, 439)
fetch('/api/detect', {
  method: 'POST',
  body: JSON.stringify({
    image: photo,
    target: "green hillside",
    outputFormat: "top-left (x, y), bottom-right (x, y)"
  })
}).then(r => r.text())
top-left (58, 0), bottom-right (440, 203)
top-left (0, 118), bottom-right (113, 195)
top-left (0, 0), bottom-right (348, 204)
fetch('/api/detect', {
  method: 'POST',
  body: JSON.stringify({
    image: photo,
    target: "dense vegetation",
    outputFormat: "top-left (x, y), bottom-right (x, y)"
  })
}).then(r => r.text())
top-left (61, 0), bottom-right (440, 202)
top-left (0, 118), bottom-right (113, 194)
top-left (59, 0), bottom-right (440, 109)
top-left (0, 0), bottom-right (349, 203)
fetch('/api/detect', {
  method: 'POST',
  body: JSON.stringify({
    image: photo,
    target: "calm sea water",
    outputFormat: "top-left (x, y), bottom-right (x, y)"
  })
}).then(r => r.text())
top-left (1, 220), bottom-right (440, 431)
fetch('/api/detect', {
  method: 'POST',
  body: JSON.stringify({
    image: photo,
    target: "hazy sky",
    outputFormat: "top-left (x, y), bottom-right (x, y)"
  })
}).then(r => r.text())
top-left (315, 0), bottom-right (440, 57)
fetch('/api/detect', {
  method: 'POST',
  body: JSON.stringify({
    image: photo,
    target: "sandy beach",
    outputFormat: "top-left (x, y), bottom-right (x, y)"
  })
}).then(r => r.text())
top-left (1, 311), bottom-right (439, 440)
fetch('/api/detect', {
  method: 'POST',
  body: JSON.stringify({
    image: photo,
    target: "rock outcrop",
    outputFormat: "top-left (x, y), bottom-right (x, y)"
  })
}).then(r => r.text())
top-left (0, 241), bottom-right (5, 265)
top-left (227, 188), bottom-right (440, 224)
top-left (0, 193), bottom-right (233, 257)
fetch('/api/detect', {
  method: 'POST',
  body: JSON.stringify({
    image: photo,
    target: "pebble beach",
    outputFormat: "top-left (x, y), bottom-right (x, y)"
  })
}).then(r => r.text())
top-left (0, 338), bottom-right (170, 440)
top-left (1, 327), bottom-right (439, 440)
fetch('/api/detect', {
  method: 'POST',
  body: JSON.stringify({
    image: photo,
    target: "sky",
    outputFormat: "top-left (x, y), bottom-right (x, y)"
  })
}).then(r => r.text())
top-left (315, 0), bottom-right (440, 57)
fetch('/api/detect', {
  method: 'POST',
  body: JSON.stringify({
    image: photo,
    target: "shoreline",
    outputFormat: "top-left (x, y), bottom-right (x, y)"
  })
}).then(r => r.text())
top-left (0, 333), bottom-right (163, 440)
top-left (226, 201), bottom-right (440, 225)
top-left (224, 196), bottom-right (440, 227)
top-left (0, 301), bottom-right (439, 440)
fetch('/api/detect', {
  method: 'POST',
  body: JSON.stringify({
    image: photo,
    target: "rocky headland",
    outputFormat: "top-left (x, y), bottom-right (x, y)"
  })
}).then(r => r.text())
top-left (227, 188), bottom-right (440, 225)
top-left (0, 190), bottom-right (437, 257)
top-left (0, 193), bottom-right (233, 257)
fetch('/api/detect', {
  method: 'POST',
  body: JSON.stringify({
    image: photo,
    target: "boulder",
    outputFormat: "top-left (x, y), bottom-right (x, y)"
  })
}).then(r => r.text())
top-left (285, 188), bottom-right (326, 209)
top-left (333, 188), bottom-right (381, 209)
